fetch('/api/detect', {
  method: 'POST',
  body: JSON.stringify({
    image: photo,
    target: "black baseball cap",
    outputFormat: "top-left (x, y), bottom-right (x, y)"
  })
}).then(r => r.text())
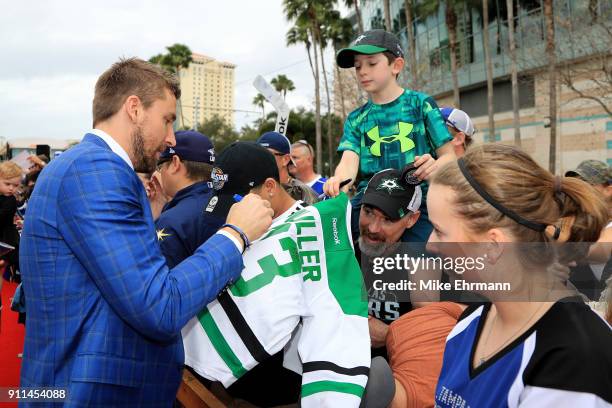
top-left (362, 167), bottom-right (422, 221)
top-left (336, 29), bottom-right (404, 68)
top-left (204, 142), bottom-right (280, 219)
top-left (159, 130), bottom-right (215, 164)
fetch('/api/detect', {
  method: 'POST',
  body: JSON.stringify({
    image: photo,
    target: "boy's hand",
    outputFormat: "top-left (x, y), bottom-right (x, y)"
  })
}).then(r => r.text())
top-left (413, 154), bottom-right (437, 180)
top-left (323, 176), bottom-right (344, 198)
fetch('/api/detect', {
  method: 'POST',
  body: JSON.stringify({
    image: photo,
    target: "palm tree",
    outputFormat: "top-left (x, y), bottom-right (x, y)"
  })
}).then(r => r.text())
top-left (483, 0), bottom-right (495, 142)
top-left (284, 0), bottom-right (331, 174)
top-left (317, 9), bottom-right (340, 173)
top-left (328, 13), bottom-right (354, 119)
top-left (252, 93), bottom-right (266, 120)
top-left (149, 43), bottom-right (193, 128)
top-left (544, 0), bottom-right (557, 173)
top-left (271, 75), bottom-right (296, 100)
top-left (344, 0), bottom-right (364, 33)
top-left (403, 0), bottom-right (418, 89)
top-left (417, 1), bottom-right (464, 107)
top-left (506, 0), bottom-right (521, 146)
top-left (445, 1), bottom-right (462, 108)
top-left (287, 25), bottom-right (315, 80)
top-left (383, 0), bottom-right (392, 32)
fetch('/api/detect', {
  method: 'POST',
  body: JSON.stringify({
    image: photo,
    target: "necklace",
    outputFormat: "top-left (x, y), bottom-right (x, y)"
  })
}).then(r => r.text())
top-left (476, 302), bottom-right (547, 367)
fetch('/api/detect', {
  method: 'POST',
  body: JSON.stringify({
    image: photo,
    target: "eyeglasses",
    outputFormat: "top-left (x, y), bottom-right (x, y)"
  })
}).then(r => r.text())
top-left (294, 139), bottom-right (314, 157)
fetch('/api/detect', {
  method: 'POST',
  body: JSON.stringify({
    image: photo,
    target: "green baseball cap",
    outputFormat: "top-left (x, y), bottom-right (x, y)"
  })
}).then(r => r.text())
top-left (565, 160), bottom-right (611, 185)
top-left (336, 29), bottom-right (404, 68)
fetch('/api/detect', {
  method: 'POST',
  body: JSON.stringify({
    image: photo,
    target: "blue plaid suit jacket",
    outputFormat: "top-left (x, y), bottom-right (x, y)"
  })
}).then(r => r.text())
top-left (19, 134), bottom-right (243, 407)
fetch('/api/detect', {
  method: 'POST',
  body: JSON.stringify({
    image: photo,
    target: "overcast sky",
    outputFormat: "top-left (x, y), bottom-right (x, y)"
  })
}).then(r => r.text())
top-left (0, 0), bottom-right (340, 141)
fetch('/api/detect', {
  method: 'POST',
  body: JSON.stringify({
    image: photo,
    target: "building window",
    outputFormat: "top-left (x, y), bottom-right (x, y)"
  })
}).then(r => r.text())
top-left (459, 76), bottom-right (535, 117)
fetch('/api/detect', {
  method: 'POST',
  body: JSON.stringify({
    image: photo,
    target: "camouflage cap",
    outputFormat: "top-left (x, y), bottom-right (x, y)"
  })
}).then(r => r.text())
top-left (565, 160), bottom-right (611, 185)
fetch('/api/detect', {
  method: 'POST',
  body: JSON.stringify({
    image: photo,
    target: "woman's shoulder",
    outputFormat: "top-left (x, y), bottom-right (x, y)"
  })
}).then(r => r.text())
top-left (522, 299), bottom-right (612, 403)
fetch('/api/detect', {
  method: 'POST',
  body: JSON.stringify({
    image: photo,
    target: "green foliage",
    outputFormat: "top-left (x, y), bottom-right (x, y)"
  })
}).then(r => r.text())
top-left (252, 93), bottom-right (266, 119)
top-left (325, 10), bottom-right (354, 50)
top-left (243, 107), bottom-right (343, 175)
top-left (252, 93), bottom-right (266, 109)
top-left (196, 115), bottom-right (239, 153)
top-left (148, 43), bottom-right (193, 73)
top-left (270, 75), bottom-right (296, 99)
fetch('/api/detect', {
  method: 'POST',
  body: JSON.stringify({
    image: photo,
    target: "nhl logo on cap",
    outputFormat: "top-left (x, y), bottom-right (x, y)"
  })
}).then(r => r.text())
top-left (211, 167), bottom-right (228, 190)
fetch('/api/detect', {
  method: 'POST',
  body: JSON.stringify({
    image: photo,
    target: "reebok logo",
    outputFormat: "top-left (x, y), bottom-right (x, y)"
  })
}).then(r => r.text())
top-left (332, 217), bottom-right (340, 245)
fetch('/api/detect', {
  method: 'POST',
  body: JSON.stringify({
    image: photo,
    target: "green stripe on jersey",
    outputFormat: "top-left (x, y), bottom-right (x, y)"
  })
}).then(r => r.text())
top-left (198, 308), bottom-right (247, 379)
top-left (301, 380), bottom-right (365, 398)
top-left (314, 194), bottom-right (367, 317)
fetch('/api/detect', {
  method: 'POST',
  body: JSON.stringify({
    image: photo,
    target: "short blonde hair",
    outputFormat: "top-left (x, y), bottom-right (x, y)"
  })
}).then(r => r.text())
top-left (0, 161), bottom-right (23, 179)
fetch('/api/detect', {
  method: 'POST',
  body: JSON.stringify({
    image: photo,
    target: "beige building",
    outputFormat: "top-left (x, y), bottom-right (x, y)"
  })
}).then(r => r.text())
top-left (334, 61), bottom-right (611, 175)
top-left (178, 53), bottom-right (236, 128)
top-left (434, 58), bottom-right (611, 174)
top-left (336, 0), bottom-right (611, 174)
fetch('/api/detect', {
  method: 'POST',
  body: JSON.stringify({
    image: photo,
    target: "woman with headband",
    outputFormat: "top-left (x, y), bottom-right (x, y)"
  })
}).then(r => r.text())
top-left (426, 144), bottom-right (611, 407)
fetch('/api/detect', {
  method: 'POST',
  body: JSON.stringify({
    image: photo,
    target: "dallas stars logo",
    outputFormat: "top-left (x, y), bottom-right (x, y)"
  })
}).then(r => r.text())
top-left (156, 228), bottom-right (171, 241)
top-left (376, 177), bottom-right (404, 194)
top-left (353, 34), bottom-right (367, 44)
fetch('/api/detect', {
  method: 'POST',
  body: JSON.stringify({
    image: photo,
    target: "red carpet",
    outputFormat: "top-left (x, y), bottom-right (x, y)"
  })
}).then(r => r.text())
top-left (0, 279), bottom-right (24, 408)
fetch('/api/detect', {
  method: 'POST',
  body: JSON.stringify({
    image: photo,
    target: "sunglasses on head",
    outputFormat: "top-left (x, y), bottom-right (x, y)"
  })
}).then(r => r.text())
top-left (295, 139), bottom-right (314, 156)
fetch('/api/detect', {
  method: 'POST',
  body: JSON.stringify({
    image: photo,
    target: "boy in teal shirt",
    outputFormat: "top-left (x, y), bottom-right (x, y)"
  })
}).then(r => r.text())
top-left (324, 29), bottom-right (455, 242)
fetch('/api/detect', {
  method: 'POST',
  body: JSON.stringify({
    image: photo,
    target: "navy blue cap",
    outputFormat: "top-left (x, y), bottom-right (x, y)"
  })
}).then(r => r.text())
top-left (256, 131), bottom-right (291, 155)
top-left (159, 130), bottom-right (215, 164)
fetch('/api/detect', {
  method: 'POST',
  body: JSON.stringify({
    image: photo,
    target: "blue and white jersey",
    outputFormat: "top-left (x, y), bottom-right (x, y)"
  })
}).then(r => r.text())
top-left (435, 298), bottom-right (612, 408)
top-left (306, 175), bottom-right (327, 196)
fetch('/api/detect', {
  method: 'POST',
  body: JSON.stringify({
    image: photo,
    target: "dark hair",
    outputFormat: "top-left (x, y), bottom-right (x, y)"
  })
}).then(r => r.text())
top-left (182, 161), bottom-right (213, 183)
top-left (382, 51), bottom-right (398, 65)
top-left (92, 58), bottom-right (181, 127)
top-left (382, 51), bottom-right (401, 79)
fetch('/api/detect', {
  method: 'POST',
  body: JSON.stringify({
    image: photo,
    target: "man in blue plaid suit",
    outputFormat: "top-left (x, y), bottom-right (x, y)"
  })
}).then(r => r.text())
top-left (18, 58), bottom-right (273, 407)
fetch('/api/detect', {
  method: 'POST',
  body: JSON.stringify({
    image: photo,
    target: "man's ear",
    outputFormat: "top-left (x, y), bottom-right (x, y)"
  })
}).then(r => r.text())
top-left (403, 210), bottom-right (421, 229)
top-left (169, 156), bottom-right (182, 174)
top-left (263, 178), bottom-right (278, 196)
top-left (124, 95), bottom-right (142, 123)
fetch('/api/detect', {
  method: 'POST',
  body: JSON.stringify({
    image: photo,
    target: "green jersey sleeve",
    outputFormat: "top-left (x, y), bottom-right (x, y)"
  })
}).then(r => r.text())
top-left (422, 96), bottom-right (452, 152)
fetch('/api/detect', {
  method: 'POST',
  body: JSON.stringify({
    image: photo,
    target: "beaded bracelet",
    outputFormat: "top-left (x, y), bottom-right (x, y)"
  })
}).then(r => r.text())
top-left (220, 223), bottom-right (250, 253)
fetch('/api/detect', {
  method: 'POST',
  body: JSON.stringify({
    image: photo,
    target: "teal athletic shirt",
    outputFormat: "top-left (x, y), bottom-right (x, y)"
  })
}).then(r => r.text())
top-left (338, 89), bottom-right (452, 199)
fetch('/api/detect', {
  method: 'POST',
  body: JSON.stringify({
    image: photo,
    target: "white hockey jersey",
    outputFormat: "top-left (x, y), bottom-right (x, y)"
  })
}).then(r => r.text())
top-left (182, 194), bottom-right (370, 407)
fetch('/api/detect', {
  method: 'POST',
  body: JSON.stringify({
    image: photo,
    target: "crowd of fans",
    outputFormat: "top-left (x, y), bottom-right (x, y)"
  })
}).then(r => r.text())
top-left (2, 27), bottom-right (610, 408)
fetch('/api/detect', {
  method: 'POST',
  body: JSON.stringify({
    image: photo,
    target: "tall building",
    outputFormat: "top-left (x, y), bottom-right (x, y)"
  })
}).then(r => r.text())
top-left (178, 53), bottom-right (236, 129)
top-left (338, 0), bottom-right (611, 172)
